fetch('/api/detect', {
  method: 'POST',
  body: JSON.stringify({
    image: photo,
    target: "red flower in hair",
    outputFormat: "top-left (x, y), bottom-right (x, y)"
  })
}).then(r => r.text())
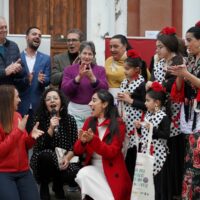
top-left (127, 49), bottom-right (141, 59)
top-left (195, 21), bottom-right (200, 28)
top-left (160, 26), bottom-right (176, 35)
top-left (151, 82), bottom-right (166, 93)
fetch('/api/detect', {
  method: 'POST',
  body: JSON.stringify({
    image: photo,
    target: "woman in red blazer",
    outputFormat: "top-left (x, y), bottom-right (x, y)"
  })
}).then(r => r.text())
top-left (74, 89), bottom-right (131, 200)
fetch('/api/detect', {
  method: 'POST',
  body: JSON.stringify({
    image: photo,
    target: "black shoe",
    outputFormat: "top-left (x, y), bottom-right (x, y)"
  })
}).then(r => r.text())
top-left (52, 183), bottom-right (65, 200)
top-left (40, 184), bottom-right (50, 200)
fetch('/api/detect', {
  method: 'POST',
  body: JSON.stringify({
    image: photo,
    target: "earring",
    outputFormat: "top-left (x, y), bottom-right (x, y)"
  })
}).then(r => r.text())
top-left (155, 104), bottom-right (160, 112)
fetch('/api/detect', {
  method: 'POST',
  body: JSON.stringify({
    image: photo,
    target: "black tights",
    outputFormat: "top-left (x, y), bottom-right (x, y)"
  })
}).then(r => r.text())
top-left (37, 151), bottom-right (79, 187)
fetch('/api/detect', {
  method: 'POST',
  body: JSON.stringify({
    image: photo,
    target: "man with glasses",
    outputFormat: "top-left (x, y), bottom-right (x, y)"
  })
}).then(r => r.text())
top-left (51, 29), bottom-right (85, 88)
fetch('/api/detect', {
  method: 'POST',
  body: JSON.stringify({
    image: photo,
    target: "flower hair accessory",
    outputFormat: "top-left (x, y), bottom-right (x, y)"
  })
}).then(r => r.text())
top-left (160, 26), bottom-right (176, 35)
top-left (127, 49), bottom-right (141, 59)
top-left (151, 82), bottom-right (166, 93)
top-left (195, 21), bottom-right (200, 28)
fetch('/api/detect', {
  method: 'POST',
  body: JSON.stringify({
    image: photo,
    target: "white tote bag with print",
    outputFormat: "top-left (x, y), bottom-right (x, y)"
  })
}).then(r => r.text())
top-left (131, 122), bottom-right (155, 200)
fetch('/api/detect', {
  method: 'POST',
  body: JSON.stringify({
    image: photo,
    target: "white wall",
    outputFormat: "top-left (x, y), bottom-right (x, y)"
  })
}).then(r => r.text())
top-left (0, 0), bottom-right (9, 30)
top-left (182, 0), bottom-right (200, 37)
top-left (87, 0), bottom-right (127, 66)
top-left (7, 34), bottom-right (51, 55)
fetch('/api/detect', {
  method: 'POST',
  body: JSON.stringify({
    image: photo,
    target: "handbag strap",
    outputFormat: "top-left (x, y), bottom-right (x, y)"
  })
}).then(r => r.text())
top-left (135, 121), bottom-right (153, 155)
top-left (146, 122), bottom-right (153, 155)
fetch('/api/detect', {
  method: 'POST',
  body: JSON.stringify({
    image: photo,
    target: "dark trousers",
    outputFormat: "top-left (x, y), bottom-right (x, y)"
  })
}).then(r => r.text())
top-left (38, 152), bottom-right (79, 187)
top-left (0, 170), bottom-right (40, 200)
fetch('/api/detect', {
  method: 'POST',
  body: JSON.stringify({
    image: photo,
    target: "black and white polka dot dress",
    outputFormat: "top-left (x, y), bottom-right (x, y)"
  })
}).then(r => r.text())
top-left (140, 110), bottom-right (168, 175)
top-left (153, 59), bottom-right (181, 137)
top-left (120, 75), bottom-right (145, 148)
top-left (30, 113), bottom-right (79, 183)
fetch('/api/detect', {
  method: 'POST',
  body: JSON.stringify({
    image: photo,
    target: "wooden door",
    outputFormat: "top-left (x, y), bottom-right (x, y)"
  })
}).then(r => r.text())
top-left (9, 0), bottom-right (86, 56)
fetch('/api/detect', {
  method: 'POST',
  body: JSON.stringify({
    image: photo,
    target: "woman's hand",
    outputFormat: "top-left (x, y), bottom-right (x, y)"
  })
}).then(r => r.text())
top-left (84, 128), bottom-right (94, 142)
top-left (48, 116), bottom-right (60, 136)
top-left (84, 64), bottom-right (96, 83)
top-left (31, 122), bottom-right (44, 139)
top-left (117, 92), bottom-right (133, 104)
top-left (167, 65), bottom-right (188, 78)
top-left (60, 156), bottom-right (70, 170)
top-left (18, 115), bottom-right (29, 131)
top-left (78, 128), bottom-right (94, 143)
top-left (78, 129), bottom-right (88, 143)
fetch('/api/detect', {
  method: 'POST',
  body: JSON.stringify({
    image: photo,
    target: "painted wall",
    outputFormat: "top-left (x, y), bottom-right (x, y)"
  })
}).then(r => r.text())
top-left (87, 0), bottom-right (127, 65)
top-left (182, 0), bottom-right (200, 37)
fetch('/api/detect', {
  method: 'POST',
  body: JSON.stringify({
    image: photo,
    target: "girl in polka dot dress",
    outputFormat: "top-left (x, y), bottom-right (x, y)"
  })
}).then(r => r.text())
top-left (135, 81), bottom-right (170, 200)
top-left (117, 49), bottom-right (147, 180)
top-left (147, 26), bottom-right (185, 199)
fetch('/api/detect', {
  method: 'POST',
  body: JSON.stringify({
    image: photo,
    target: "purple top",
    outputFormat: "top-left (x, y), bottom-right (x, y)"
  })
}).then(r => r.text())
top-left (61, 64), bottom-right (108, 104)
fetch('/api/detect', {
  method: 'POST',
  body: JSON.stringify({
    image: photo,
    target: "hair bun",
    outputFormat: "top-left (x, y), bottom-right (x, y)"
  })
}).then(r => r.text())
top-left (195, 20), bottom-right (200, 28)
top-left (160, 26), bottom-right (176, 35)
top-left (127, 49), bottom-right (141, 59)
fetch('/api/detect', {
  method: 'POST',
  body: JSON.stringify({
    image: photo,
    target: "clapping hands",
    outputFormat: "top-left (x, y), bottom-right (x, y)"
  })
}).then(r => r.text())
top-left (78, 128), bottom-right (94, 143)
top-left (18, 115), bottom-right (44, 139)
top-left (31, 122), bottom-right (44, 139)
top-left (167, 65), bottom-right (188, 77)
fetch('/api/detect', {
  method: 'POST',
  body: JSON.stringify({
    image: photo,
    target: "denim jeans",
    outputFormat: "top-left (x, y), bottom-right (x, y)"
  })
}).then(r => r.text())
top-left (0, 170), bottom-right (40, 200)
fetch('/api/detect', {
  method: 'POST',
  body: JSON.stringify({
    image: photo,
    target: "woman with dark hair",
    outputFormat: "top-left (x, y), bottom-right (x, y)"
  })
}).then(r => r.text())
top-left (74, 89), bottom-right (131, 200)
top-left (147, 26), bottom-right (185, 199)
top-left (168, 21), bottom-right (200, 200)
top-left (0, 84), bottom-right (43, 200)
top-left (105, 35), bottom-right (133, 101)
top-left (61, 41), bottom-right (108, 129)
top-left (116, 49), bottom-right (146, 179)
top-left (30, 87), bottom-right (80, 200)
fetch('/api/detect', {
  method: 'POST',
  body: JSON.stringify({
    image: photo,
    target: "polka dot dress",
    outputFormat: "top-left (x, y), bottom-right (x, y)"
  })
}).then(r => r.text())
top-left (153, 59), bottom-right (181, 137)
top-left (30, 113), bottom-right (79, 183)
top-left (140, 110), bottom-right (168, 175)
top-left (120, 75), bottom-right (145, 148)
top-left (153, 59), bottom-right (166, 84)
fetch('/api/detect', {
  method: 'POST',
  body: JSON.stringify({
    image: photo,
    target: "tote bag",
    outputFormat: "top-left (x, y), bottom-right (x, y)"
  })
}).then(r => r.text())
top-left (131, 122), bottom-right (155, 200)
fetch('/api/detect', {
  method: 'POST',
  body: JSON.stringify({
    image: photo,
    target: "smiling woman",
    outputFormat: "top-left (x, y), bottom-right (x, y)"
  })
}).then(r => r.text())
top-left (105, 34), bottom-right (132, 102)
top-left (61, 41), bottom-right (108, 129)
top-left (30, 87), bottom-right (80, 200)
top-left (74, 89), bottom-right (132, 200)
top-left (0, 84), bottom-right (44, 200)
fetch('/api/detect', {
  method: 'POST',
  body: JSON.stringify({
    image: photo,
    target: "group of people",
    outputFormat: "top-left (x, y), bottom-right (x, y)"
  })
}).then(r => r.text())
top-left (0, 13), bottom-right (200, 200)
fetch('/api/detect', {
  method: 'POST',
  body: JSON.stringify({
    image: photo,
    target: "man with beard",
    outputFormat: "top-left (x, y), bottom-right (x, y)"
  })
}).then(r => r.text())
top-left (51, 29), bottom-right (84, 88)
top-left (18, 26), bottom-right (51, 133)
top-left (0, 16), bottom-right (27, 89)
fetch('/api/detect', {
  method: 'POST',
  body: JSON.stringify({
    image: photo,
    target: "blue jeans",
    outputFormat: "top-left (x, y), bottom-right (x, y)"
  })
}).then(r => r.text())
top-left (0, 170), bottom-right (40, 200)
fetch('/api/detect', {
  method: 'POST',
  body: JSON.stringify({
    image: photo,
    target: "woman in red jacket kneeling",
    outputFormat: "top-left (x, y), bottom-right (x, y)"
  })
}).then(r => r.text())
top-left (0, 85), bottom-right (44, 200)
top-left (74, 89), bottom-right (131, 200)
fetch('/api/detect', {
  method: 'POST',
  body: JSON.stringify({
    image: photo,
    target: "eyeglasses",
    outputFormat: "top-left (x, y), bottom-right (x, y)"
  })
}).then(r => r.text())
top-left (45, 96), bottom-right (59, 102)
top-left (67, 38), bottom-right (79, 43)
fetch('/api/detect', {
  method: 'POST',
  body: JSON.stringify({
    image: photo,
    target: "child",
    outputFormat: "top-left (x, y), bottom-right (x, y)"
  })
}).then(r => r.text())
top-left (135, 81), bottom-right (170, 200)
top-left (117, 49), bottom-right (146, 179)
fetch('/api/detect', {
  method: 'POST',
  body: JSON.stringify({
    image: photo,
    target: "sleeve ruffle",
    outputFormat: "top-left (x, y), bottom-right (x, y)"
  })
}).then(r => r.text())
top-left (170, 80), bottom-right (184, 103)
